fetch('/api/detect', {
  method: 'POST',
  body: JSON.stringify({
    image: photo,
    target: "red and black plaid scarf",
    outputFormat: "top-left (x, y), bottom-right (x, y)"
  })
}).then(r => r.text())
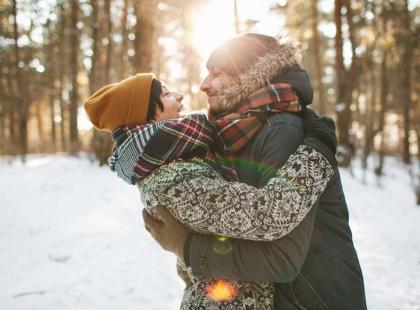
top-left (212, 83), bottom-right (301, 153)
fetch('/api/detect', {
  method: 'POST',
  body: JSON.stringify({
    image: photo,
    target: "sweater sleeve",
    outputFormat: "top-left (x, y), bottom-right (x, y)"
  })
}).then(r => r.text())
top-left (141, 144), bottom-right (333, 241)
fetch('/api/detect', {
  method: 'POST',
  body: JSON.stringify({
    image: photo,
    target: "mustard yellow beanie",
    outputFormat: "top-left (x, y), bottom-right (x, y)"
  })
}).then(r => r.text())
top-left (84, 73), bottom-right (155, 132)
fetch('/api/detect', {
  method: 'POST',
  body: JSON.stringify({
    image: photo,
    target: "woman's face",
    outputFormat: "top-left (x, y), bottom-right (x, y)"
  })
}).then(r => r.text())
top-left (153, 86), bottom-right (184, 122)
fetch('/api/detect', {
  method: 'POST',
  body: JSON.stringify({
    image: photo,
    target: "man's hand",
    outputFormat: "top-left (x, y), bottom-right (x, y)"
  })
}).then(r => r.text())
top-left (142, 207), bottom-right (189, 258)
top-left (302, 107), bottom-right (337, 154)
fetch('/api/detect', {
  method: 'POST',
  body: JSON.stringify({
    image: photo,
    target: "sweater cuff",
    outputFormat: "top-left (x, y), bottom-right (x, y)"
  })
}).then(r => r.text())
top-left (303, 136), bottom-right (337, 169)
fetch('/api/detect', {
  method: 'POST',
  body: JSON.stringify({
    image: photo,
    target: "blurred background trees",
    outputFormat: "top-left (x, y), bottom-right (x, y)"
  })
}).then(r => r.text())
top-left (0, 0), bottom-right (419, 191)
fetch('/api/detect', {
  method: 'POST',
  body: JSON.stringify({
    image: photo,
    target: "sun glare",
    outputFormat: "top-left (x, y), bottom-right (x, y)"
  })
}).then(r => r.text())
top-left (191, 1), bottom-right (236, 59)
top-left (190, 0), bottom-right (284, 59)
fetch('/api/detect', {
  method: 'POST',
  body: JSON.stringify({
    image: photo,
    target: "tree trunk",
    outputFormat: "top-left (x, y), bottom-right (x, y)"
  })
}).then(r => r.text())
top-left (362, 58), bottom-right (377, 171)
top-left (57, 1), bottom-right (68, 151)
top-left (89, 0), bottom-right (99, 93)
top-left (69, 0), bottom-right (79, 154)
top-left (35, 101), bottom-right (45, 151)
top-left (0, 77), bottom-right (4, 154)
top-left (416, 129), bottom-right (420, 205)
top-left (5, 66), bottom-right (18, 155)
top-left (311, 0), bottom-right (326, 115)
top-left (334, 0), bottom-right (348, 143)
top-left (133, 1), bottom-right (156, 72)
top-left (334, 0), bottom-right (357, 167)
top-left (0, 20), bottom-right (5, 154)
top-left (375, 9), bottom-right (391, 178)
top-left (46, 18), bottom-right (57, 149)
top-left (94, 0), bottom-right (114, 166)
top-left (12, 0), bottom-right (29, 161)
top-left (119, 0), bottom-right (129, 80)
top-left (375, 50), bottom-right (389, 177)
top-left (400, 0), bottom-right (413, 164)
top-left (104, 0), bottom-right (112, 84)
top-left (334, 0), bottom-right (350, 165)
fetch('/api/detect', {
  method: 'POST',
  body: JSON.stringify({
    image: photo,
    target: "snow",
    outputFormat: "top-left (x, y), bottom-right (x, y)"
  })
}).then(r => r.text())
top-left (0, 154), bottom-right (419, 310)
top-left (342, 160), bottom-right (420, 310)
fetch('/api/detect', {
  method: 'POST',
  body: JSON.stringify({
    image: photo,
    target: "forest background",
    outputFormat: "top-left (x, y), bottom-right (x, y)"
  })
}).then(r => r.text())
top-left (0, 0), bottom-right (419, 203)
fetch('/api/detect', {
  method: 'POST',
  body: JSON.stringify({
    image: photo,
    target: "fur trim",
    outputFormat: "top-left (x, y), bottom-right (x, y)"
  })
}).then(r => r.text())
top-left (217, 38), bottom-right (302, 113)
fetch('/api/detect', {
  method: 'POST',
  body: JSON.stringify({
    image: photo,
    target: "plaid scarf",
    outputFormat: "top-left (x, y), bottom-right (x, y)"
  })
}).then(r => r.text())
top-left (109, 114), bottom-right (235, 184)
top-left (109, 83), bottom-right (300, 184)
top-left (212, 83), bottom-right (301, 153)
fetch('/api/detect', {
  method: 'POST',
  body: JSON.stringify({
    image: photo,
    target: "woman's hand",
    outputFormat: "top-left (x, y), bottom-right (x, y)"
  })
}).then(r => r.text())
top-left (142, 206), bottom-right (189, 259)
top-left (177, 263), bottom-right (193, 287)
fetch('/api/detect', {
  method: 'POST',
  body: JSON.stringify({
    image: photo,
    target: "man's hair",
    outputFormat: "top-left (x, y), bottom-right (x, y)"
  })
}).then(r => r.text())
top-left (147, 79), bottom-right (164, 121)
top-left (206, 33), bottom-right (279, 76)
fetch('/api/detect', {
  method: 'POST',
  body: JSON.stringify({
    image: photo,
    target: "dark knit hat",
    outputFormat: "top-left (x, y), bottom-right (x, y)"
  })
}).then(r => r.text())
top-left (207, 33), bottom-right (281, 76)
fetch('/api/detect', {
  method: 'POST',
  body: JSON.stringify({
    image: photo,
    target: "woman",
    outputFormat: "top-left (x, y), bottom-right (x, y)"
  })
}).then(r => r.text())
top-left (84, 73), bottom-right (336, 309)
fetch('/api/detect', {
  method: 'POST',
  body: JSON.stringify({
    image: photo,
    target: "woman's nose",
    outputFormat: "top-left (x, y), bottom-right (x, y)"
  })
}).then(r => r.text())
top-left (176, 93), bottom-right (184, 101)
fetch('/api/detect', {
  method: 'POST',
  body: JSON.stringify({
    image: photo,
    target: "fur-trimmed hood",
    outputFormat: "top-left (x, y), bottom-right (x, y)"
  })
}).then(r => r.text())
top-left (216, 39), bottom-right (313, 115)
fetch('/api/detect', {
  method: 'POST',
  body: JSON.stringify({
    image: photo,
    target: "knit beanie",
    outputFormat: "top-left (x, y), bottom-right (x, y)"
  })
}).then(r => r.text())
top-left (206, 33), bottom-right (280, 76)
top-left (84, 73), bottom-right (155, 132)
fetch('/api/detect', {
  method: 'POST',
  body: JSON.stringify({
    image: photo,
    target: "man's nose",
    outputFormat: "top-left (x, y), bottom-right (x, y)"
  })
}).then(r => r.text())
top-left (200, 76), bottom-right (210, 92)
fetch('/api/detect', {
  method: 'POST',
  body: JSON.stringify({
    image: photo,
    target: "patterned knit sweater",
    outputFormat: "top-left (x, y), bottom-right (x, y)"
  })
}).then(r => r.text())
top-left (110, 115), bottom-right (334, 309)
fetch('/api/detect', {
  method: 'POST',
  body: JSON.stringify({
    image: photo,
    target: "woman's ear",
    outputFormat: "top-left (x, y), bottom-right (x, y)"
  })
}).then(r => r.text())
top-left (151, 106), bottom-right (163, 123)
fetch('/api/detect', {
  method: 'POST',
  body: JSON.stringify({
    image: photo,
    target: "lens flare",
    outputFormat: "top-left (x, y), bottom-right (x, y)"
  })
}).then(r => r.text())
top-left (205, 280), bottom-right (237, 302)
top-left (212, 236), bottom-right (233, 255)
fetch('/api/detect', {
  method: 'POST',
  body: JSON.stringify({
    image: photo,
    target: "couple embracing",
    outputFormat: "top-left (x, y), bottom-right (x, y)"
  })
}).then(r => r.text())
top-left (84, 33), bottom-right (367, 309)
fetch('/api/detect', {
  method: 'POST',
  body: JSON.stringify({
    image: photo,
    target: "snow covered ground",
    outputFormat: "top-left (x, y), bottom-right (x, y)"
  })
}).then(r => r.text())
top-left (0, 154), bottom-right (419, 310)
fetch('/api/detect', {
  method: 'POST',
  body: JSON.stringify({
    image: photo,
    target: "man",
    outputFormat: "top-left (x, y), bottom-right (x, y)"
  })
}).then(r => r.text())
top-left (143, 33), bottom-right (366, 309)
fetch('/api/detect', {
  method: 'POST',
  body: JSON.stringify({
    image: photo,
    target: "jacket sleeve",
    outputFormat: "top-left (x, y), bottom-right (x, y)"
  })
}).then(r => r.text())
top-left (184, 114), bottom-right (322, 282)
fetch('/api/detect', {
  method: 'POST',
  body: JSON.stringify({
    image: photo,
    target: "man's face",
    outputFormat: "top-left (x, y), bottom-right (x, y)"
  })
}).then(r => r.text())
top-left (200, 68), bottom-right (235, 118)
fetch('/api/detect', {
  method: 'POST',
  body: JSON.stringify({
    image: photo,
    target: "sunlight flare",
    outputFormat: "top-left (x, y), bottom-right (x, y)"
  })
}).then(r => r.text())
top-left (191, 0), bottom-right (236, 58)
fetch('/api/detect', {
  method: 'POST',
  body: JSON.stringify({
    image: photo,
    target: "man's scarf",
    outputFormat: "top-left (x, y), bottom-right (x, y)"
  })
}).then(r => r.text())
top-left (108, 114), bottom-right (235, 184)
top-left (212, 83), bottom-right (301, 153)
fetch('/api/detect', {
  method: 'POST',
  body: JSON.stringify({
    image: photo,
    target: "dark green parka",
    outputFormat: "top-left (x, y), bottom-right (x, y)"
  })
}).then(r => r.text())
top-left (184, 64), bottom-right (367, 309)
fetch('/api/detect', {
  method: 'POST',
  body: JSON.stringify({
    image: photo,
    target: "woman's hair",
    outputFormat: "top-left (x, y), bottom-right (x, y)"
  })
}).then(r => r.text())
top-left (147, 79), bottom-right (164, 122)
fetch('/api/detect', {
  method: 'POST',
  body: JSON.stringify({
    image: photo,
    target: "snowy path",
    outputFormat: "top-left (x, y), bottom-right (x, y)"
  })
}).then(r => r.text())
top-left (0, 155), bottom-right (419, 310)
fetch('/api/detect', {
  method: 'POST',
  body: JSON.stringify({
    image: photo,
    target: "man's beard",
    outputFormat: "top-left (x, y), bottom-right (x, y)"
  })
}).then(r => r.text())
top-left (208, 100), bottom-right (227, 120)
